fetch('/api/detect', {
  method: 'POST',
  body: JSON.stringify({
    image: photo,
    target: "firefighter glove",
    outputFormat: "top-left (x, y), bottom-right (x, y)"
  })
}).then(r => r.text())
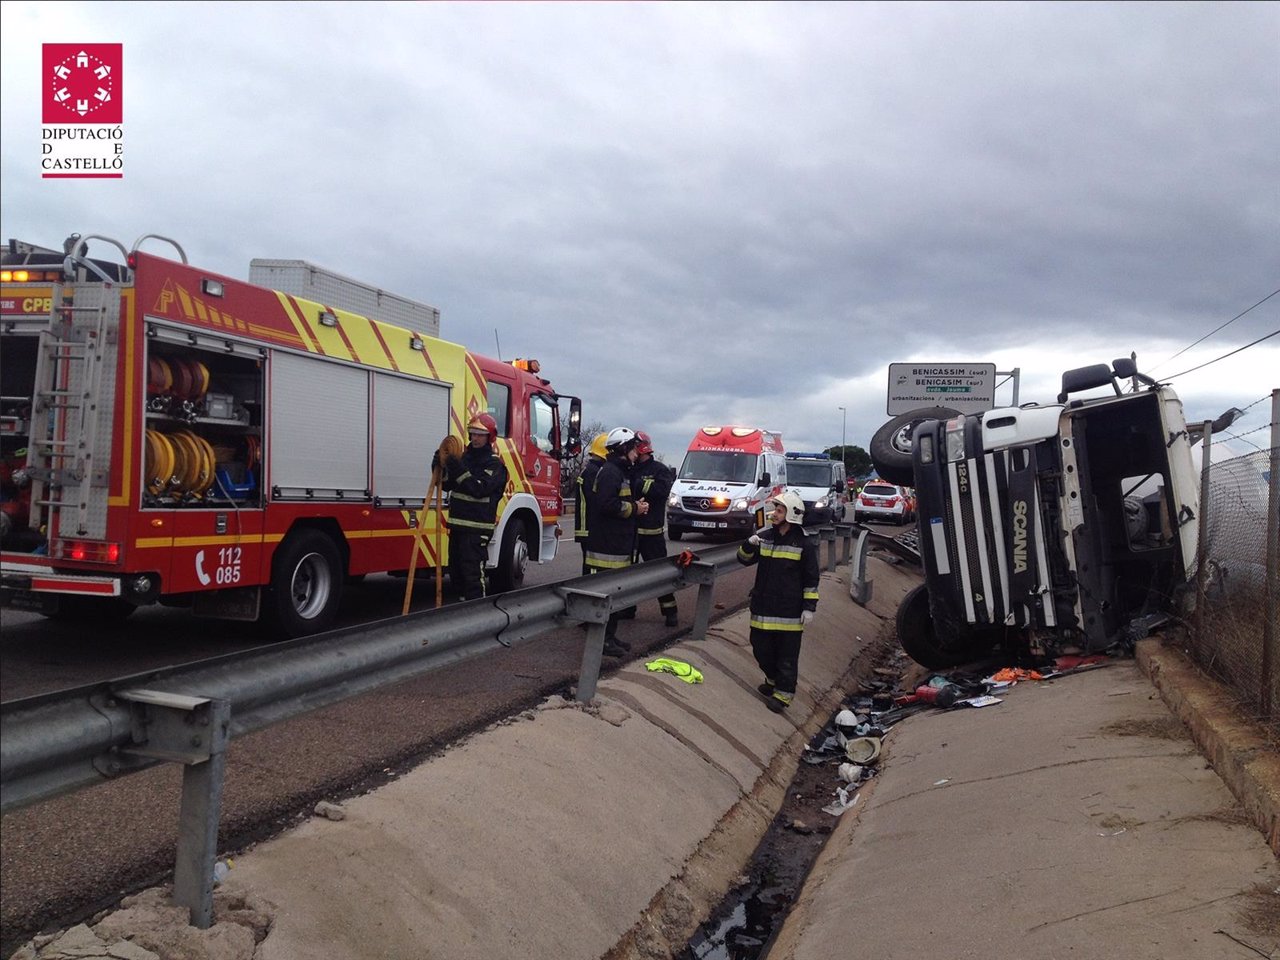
top-left (747, 534), bottom-right (761, 546)
top-left (800, 610), bottom-right (815, 625)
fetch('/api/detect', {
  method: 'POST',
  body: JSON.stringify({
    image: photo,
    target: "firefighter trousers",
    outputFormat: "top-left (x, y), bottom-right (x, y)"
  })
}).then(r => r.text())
top-left (449, 529), bottom-right (489, 601)
top-left (749, 626), bottom-right (802, 696)
top-left (636, 534), bottom-right (676, 616)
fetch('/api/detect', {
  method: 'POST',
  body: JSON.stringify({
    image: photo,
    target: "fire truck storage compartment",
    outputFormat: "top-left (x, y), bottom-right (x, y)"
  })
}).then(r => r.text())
top-left (266, 351), bottom-right (451, 502)
top-left (145, 329), bottom-right (264, 508)
top-left (1, 333), bottom-right (38, 549)
top-left (1066, 390), bottom-right (1184, 638)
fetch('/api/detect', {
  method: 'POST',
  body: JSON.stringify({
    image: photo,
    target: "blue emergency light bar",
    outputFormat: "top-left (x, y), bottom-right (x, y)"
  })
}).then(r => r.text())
top-left (785, 452), bottom-right (830, 459)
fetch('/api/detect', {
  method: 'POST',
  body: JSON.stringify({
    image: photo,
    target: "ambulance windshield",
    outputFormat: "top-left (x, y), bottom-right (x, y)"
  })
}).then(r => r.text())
top-left (679, 451), bottom-right (757, 484)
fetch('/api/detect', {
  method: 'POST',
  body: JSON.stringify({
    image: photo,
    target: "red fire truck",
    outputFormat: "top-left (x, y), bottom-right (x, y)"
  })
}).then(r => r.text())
top-left (0, 234), bottom-right (582, 636)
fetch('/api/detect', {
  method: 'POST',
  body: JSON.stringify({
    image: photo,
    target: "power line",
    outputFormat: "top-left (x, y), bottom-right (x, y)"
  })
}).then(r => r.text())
top-left (1163, 328), bottom-right (1280, 381)
top-left (1149, 287), bottom-right (1280, 373)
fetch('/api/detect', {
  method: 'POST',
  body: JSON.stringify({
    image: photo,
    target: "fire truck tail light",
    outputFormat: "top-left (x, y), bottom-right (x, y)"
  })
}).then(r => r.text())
top-left (52, 539), bottom-right (122, 564)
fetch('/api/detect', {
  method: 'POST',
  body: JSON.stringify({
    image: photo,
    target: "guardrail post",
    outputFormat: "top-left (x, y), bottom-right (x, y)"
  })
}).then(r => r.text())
top-left (818, 526), bottom-right (839, 572)
top-left (678, 560), bottom-right (717, 641)
top-left (562, 590), bottom-right (613, 702)
top-left (837, 523), bottom-right (853, 566)
top-left (116, 690), bottom-right (230, 928)
top-left (848, 529), bottom-right (873, 606)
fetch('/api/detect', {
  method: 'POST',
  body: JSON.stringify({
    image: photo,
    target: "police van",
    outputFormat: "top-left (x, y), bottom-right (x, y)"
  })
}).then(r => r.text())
top-left (783, 452), bottom-right (847, 524)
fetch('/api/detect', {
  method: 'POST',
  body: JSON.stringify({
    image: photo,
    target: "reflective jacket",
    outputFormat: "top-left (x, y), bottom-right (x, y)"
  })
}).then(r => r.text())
top-left (736, 524), bottom-right (819, 631)
top-left (575, 455), bottom-right (605, 543)
top-left (632, 457), bottom-right (676, 536)
top-left (586, 453), bottom-right (637, 570)
top-left (442, 443), bottom-right (508, 534)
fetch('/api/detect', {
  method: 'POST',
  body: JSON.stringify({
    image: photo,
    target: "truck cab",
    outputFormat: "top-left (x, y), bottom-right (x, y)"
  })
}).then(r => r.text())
top-left (875, 357), bottom-right (1201, 669)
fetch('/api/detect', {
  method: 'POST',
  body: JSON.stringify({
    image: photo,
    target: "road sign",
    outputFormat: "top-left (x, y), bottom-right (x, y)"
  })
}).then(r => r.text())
top-left (887, 362), bottom-right (997, 415)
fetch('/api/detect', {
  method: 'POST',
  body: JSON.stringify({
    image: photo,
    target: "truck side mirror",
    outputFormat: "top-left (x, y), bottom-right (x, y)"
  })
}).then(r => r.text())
top-left (1058, 363), bottom-right (1116, 403)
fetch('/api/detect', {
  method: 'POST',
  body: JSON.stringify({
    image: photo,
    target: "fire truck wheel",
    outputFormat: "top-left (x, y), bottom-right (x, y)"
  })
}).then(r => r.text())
top-left (895, 584), bottom-right (990, 670)
top-left (268, 529), bottom-right (344, 637)
top-left (44, 595), bottom-right (137, 624)
top-left (870, 406), bottom-right (960, 488)
top-left (490, 520), bottom-right (529, 593)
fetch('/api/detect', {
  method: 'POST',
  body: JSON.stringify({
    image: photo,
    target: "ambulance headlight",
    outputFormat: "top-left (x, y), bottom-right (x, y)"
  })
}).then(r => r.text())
top-left (732, 497), bottom-right (749, 511)
top-left (668, 494), bottom-right (679, 509)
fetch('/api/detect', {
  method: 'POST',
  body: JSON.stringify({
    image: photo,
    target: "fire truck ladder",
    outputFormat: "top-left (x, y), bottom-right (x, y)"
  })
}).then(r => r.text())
top-left (27, 284), bottom-right (114, 537)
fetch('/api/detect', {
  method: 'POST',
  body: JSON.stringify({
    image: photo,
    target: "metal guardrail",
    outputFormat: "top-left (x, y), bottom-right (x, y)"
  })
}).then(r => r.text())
top-left (1, 525), bottom-right (871, 927)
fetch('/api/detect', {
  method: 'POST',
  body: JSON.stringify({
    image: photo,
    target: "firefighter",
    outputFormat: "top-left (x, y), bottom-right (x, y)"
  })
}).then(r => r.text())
top-left (631, 431), bottom-right (679, 627)
top-left (736, 490), bottom-right (820, 713)
top-left (575, 432), bottom-right (610, 576)
top-left (586, 426), bottom-right (648, 657)
top-left (439, 413), bottom-right (509, 601)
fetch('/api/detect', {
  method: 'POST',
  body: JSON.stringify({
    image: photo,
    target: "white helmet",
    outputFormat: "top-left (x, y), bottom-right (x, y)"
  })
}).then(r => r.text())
top-left (605, 427), bottom-right (637, 453)
top-left (769, 490), bottom-right (806, 525)
top-left (834, 709), bottom-right (860, 730)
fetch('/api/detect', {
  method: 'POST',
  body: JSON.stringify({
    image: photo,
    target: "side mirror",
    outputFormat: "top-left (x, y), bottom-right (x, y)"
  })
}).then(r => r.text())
top-left (1111, 357), bottom-right (1137, 379)
top-left (1058, 363), bottom-right (1116, 402)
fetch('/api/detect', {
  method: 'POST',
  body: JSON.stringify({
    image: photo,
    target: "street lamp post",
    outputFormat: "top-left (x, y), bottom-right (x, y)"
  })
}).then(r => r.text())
top-left (838, 406), bottom-right (847, 468)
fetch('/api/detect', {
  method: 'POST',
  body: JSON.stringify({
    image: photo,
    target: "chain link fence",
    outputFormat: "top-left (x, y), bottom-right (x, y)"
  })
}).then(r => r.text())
top-left (1189, 391), bottom-right (1279, 739)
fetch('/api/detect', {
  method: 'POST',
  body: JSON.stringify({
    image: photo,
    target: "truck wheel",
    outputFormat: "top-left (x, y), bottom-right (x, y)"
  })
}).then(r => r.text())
top-left (490, 519), bottom-right (529, 593)
top-left (668, 528), bottom-right (684, 541)
top-left (895, 584), bottom-right (989, 669)
top-left (268, 529), bottom-right (344, 637)
top-left (870, 406), bottom-right (960, 487)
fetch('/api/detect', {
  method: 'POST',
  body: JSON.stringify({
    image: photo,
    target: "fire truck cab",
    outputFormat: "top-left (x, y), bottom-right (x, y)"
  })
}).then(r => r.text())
top-left (0, 234), bottom-right (582, 636)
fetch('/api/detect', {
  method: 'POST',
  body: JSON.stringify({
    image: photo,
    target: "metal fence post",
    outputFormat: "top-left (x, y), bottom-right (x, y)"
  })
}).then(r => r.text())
top-left (115, 690), bottom-right (230, 928)
top-left (563, 590), bottom-right (613, 702)
top-left (848, 529), bottom-right (873, 606)
top-left (820, 526), bottom-right (838, 572)
top-left (1193, 420), bottom-right (1213, 661)
top-left (1263, 390), bottom-right (1279, 720)
top-left (684, 559), bottom-right (718, 641)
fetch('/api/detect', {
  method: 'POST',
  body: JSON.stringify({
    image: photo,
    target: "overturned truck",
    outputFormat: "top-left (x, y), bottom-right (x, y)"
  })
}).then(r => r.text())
top-left (871, 357), bottom-right (1202, 669)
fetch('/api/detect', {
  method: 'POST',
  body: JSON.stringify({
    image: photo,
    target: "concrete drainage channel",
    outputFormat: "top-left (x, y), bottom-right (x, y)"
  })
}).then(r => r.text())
top-left (676, 641), bottom-right (906, 960)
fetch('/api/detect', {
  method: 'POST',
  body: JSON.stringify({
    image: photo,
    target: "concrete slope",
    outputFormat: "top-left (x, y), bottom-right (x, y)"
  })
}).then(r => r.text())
top-left (182, 557), bottom-right (917, 960)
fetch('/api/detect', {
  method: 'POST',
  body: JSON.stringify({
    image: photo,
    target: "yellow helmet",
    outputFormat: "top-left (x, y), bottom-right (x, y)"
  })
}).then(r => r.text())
top-left (589, 432), bottom-right (609, 459)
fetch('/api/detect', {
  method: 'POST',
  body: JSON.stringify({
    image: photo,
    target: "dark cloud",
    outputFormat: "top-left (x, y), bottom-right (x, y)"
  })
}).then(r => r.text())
top-left (2, 2), bottom-right (1275, 460)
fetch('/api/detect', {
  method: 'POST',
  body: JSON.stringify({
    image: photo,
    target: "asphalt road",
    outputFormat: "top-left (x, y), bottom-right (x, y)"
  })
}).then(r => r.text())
top-left (0, 530), bottom-right (758, 953)
top-left (0, 531), bottom-right (582, 702)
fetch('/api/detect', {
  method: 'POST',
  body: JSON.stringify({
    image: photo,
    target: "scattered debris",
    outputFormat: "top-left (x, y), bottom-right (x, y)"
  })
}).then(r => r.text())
top-left (314, 800), bottom-right (346, 822)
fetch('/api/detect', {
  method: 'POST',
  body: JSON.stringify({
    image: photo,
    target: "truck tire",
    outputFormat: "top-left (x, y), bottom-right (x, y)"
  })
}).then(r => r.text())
top-left (870, 406), bottom-right (960, 487)
top-left (490, 518), bottom-right (530, 593)
top-left (895, 584), bottom-right (991, 669)
top-left (267, 528), bottom-right (344, 637)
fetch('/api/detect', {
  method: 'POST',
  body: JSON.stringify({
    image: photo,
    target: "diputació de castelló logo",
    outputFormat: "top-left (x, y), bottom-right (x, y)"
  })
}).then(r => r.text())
top-left (41, 43), bottom-right (124, 179)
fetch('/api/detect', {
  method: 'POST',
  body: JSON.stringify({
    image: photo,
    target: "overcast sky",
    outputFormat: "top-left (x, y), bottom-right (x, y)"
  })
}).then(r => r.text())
top-left (2, 1), bottom-right (1276, 463)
